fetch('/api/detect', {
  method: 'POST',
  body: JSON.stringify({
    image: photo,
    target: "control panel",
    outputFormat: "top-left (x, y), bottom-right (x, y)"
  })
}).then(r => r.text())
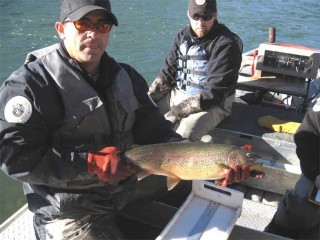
top-left (255, 43), bottom-right (320, 79)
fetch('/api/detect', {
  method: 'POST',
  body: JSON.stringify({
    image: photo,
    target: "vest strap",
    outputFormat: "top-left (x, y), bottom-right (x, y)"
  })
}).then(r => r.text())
top-left (176, 80), bottom-right (235, 98)
top-left (179, 67), bottom-right (207, 76)
top-left (179, 54), bottom-right (208, 61)
top-left (180, 80), bottom-right (204, 89)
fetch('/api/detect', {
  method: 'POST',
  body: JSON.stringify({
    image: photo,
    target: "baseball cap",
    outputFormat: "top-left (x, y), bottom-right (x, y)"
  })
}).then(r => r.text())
top-left (188, 0), bottom-right (217, 19)
top-left (60, 0), bottom-right (118, 26)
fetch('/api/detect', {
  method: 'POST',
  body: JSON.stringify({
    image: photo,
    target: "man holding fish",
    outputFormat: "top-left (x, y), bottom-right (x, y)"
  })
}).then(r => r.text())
top-left (0, 0), bottom-right (262, 239)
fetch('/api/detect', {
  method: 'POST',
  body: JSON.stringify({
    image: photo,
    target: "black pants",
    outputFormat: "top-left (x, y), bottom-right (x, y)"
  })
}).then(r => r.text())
top-left (34, 175), bottom-right (191, 240)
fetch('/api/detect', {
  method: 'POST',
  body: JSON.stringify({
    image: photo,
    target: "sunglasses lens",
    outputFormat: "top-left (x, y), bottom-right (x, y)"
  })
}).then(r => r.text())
top-left (97, 24), bottom-right (112, 33)
top-left (73, 21), bottom-right (112, 33)
top-left (74, 21), bottom-right (91, 31)
top-left (192, 15), bottom-right (199, 21)
top-left (192, 14), bottom-right (212, 21)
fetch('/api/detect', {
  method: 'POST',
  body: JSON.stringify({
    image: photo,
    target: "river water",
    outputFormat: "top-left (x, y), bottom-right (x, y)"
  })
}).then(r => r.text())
top-left (0, 0), bottom-right (319, 223)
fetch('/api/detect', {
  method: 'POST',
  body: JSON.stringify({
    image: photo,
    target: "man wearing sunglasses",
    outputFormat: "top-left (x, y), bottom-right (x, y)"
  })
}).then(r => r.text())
top-left (0, 0), bottom-right (193, 239)
top-left (0, 0), bottom-right (256, 239)
top-left (149, 0), bottom-right (243, 142)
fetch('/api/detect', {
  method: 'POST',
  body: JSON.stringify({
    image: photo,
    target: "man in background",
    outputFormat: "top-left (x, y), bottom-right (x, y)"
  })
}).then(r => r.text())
top-left (148, 0), bottom-right (242, 142)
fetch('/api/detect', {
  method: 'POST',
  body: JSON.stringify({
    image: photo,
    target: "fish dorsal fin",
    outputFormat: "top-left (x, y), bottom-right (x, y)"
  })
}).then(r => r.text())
top-left (136, 170), bottom-right (151, 180)
top-left (167, 177), bottom-right (181, 190)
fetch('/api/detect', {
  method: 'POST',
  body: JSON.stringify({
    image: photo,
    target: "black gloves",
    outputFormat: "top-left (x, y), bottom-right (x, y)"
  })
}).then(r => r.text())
top-left (165, 94), bottom-right (201, 123)
top-left (148, 77), bottom-right (172, 102)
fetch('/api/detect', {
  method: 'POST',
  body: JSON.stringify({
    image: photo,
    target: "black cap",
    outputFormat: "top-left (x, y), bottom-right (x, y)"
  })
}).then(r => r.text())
top-left (60, 0), bottom-right (118, 26)
top-left (188, 0), bottom-right (217, 19)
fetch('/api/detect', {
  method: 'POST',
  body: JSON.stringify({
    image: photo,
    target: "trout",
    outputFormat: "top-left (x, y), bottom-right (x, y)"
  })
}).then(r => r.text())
top-left (124, 142), bottom-right (262, 190)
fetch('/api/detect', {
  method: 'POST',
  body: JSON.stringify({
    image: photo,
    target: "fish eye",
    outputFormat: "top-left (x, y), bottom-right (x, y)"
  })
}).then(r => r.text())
top-left (246, 152), bottom-right (260, 160)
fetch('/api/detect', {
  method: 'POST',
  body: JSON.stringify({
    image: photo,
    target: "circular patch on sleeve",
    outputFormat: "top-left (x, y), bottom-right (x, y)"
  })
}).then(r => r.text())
top-left (196, 0), bottom-right (206, 5)
top-left (4, 96), bottom-right (32, 123)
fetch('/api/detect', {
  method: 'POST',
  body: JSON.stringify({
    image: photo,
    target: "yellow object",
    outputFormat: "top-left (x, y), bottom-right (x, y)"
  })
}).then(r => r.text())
top-left (257, 116), bottom-right (301, 134)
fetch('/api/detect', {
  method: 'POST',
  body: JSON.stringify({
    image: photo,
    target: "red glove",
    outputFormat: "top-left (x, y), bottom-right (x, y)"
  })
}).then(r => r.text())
top-left (217, 165), bottom-right (250, 188)
top-left (240, 144), bottom-right (254, 151)
top-left (88, 146), bottom-right (137, 184)
top-left (217, 144), bottom-right (265, 187)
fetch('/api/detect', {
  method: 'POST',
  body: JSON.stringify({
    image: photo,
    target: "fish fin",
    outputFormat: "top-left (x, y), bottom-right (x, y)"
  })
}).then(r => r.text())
top-left (212, 164), bottom-right (230, 178)
top-left (167, 177), bottom-right (181, 191)
top-left (136, 170), bottom-right (151, 180)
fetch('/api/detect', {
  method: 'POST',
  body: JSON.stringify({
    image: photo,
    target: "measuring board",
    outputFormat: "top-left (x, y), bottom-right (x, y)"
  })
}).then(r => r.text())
top-left (157, 181), bottom-right (244, 240)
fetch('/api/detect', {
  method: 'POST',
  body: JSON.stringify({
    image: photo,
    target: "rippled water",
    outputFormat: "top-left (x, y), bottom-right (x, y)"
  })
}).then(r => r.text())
top-left (0, 0), bottom-right (319, 223)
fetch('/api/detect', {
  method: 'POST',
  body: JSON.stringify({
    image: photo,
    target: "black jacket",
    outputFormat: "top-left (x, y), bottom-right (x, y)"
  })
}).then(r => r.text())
top-left (0, 43), bottom-right (181, 218)
top-left (294, 104), bottom-right (320, 182)
top-left (158, 21), bottom-right (242, 109)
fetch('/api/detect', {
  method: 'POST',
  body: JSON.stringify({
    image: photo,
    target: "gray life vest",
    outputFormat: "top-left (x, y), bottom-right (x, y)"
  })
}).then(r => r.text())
top-left (176, 40), bottom-right (209, 95)
top-left (26, 44), bottom-right (140, 152)
top-left (175, 28), bottom-right (243, 99)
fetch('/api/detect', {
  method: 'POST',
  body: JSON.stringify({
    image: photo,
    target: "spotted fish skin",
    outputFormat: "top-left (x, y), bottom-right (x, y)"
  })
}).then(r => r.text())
top-left (123, 142), bottom-right (262, 190)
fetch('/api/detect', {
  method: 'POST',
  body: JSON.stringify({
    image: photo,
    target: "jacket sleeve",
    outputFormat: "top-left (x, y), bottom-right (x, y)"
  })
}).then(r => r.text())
top-left (157, 29), bottom-right (185, 85)
top-left (201, 37), bottom-right (242, 109)
top-left (120, 64), bottom-right (182, 144)
top-left (0, 64), bottom-right (88, 186)
top-left (294, 106), bottom-right (320, 181)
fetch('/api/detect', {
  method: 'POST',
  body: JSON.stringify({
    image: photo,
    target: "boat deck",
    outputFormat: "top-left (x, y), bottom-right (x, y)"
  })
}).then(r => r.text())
top-left (0, 183), bottom-right (290, 240)
top-left (0, 205), bottom-right (35, 240)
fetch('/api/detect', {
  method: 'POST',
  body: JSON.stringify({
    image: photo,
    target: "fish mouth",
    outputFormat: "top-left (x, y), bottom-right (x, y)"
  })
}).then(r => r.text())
top-left (246, 152), bottom-right (263, 170)
top-left (246, 152), bottom-right (262, 163)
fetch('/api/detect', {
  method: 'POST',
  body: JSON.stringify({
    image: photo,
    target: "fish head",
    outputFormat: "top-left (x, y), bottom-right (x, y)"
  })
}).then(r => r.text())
top-left (227, 148), bottom-right (263, 170)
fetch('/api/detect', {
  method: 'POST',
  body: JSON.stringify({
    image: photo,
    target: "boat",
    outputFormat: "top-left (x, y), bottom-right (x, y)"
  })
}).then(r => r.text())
top-left (1, 28), bottom-right (319, 239)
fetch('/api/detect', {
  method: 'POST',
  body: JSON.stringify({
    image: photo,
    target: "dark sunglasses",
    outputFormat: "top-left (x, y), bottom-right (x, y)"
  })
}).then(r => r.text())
top-left (191, 14), bottom-right (213, 21)
top-left (65, 20), bottom-right (113, 33)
